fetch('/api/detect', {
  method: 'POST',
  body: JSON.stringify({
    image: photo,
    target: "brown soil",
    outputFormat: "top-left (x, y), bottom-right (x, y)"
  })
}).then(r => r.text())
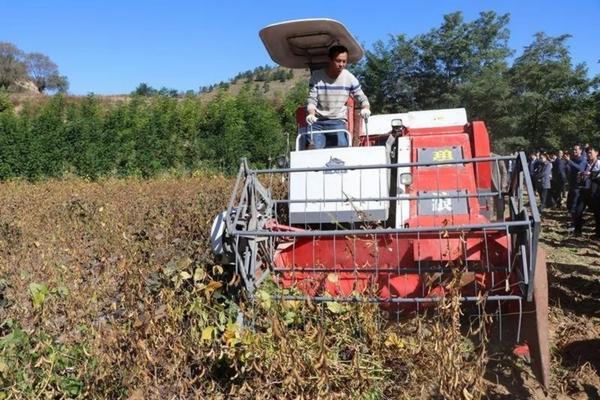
top-left (484, 206), bottom-right (600, 399)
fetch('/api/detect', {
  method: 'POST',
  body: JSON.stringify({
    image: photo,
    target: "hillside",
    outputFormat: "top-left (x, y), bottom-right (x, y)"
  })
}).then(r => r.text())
top-left (197, 66), bottom-right (310, 102)
top-left (6, 66), bottom-right (309, 113)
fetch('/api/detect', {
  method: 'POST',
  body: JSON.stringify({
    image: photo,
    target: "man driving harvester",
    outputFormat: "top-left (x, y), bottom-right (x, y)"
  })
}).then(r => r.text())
top-left (304, 45), bottom-right (370, 149)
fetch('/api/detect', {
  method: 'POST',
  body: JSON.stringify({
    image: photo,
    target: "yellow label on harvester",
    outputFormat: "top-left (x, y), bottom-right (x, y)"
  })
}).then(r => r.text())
top-left (431, 149), bottom-right (454, 162)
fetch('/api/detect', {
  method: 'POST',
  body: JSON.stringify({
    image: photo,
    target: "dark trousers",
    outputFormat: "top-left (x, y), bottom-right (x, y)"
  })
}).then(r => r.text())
top-left (551, 181), bottom-right (565, 208)
top-left (567, 188), bottom-right (581, 215)
top-left (588, 194), bottom-right (600, 237)
top-left (592, 205), bottom-right (600, 237)
top-left (572, 193), bottom-right (587, 234)
top-left (301, 119), bottom-right (348, 149)
top-left (537, 188), bottom-right (550, 211)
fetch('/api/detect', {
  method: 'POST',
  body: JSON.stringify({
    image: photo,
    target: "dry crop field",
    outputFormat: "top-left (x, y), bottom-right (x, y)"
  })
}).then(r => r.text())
top-left (0, 175), bottom-right (598, 399)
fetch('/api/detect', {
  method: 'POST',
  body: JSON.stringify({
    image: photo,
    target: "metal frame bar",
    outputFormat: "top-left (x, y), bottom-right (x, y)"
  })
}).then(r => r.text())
top-left (273, 191), bottom-right (502, 204)
top-left (252, 155), bottom-right (515, 175)
top-left (224, 152), bottom-right (539, 308)
top-left (271, 294), bottom-right (523, 303)
top-left (232, 220), bottom-right (530, 238)
top-left (295, 128), bottom-right (353, 150)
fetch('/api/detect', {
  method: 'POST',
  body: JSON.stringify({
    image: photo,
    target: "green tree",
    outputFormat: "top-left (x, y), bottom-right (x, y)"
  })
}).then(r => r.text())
top-left (0, 91), bottom-right (19, 178)
top-left (508, 33), bottom-right (596, 149)
top-left (0, 42), bottom-right (27, 89)
top-left (26, 95), bottom-right (69, 178)
top-left (63, 95), bottom-right (106, 177)
top-left (132, 83), bottom-right (157, 96)
top-left (24, 52), bottom-right (69, 93)
top-left (352, 36), bottom-right (417, 113)
top-left (354, 11), bottom-right (513, 117)
top-left (198, 88), bottom-right (284, 172)
top-left (280, 81), bottom-right (308, 149)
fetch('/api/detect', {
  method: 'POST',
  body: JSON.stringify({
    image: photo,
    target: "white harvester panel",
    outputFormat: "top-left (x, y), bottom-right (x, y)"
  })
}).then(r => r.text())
top-left (360, 108), bottom-right (468, 135)
top-left (406, 108), bottom-right (467, 128)
top-left (289, 146), bottom-right (389, 224)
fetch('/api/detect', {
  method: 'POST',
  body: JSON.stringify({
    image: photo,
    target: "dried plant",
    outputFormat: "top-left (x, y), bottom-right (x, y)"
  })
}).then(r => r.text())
top-left (1, 175), bottom-right (590, 399)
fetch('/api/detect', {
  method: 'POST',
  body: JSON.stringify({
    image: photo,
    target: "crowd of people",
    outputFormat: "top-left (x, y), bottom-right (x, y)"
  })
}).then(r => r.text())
top-left (528, 144), bottom-right (600, 239)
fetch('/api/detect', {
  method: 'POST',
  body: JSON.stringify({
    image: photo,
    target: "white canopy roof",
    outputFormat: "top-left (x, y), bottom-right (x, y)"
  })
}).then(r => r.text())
top-left (259, 18), bottom-right (364, 69)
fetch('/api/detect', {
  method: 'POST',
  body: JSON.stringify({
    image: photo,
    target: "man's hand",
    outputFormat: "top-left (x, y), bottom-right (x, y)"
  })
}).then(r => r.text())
top-left (306, 114), bottom-right (318, 125)
top-left (360, 108), bottom-right (371, 120)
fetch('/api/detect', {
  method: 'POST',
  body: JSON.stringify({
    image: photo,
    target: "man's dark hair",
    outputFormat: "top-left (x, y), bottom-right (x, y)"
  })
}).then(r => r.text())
top-left (328, 45), bottom-right (349, 59)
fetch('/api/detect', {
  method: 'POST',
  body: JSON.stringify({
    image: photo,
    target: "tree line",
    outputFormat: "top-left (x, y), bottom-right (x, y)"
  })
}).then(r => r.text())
top-left (0, 42), bottom-right (69, 93)
top-left (0, 83), bottom-right (305, 179)
top-left (352, 11), bottom-right (599, 153)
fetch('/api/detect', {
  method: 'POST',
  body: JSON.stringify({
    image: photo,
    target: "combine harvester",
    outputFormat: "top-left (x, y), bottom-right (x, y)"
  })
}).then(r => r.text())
top-left (211, 19), bottom-right (550, 388)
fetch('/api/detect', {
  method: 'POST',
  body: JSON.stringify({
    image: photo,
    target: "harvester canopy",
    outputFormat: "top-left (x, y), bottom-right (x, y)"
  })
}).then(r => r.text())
top-left (259, 18), bottom-right (364, 69)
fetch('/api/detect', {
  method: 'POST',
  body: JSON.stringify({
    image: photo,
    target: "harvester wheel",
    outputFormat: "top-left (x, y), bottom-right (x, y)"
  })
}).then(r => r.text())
top-left (523, 247), bottom-right (551, 389)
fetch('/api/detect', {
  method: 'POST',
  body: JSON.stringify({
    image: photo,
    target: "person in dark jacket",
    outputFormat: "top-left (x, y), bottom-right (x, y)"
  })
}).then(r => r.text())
top-left (534, 153), bottom-right (553, 212)
top-left (581, 146), bottom-right (600, 239)
top-left (528, 152), bottom-right (538, 177)
top-left (567, 146), bottom-right (587, 208)
top-left (551, 150), bottom-right (568, 208)
top-left (567, 145), bottom-right (588, 235)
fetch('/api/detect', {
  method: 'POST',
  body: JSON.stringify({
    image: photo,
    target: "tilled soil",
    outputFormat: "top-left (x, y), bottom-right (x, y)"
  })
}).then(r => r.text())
top-left (486, 207), bottom-right (600, 399)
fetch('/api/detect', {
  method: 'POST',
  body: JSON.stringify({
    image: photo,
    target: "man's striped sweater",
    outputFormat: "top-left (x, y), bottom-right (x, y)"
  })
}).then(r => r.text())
top-left (307, 69), bottom-right (369, 121)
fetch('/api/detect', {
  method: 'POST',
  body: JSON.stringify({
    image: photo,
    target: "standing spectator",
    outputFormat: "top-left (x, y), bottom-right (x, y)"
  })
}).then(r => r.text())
top-left (551, 150), bottom-right (568, 208)
top-left (581, 146), bottom-right (600, 239)
top-left (533, 153), bottom-right (553, 212)
top-left (566, 145), bottom-right (587, 234)
top-left (528, 152), bottom-right (538, 177)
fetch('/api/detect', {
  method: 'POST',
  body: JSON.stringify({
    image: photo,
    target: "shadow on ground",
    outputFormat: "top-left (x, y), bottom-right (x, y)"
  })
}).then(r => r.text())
top-left (547, 262), bottom-right (600, 318)
top-left (560, 339), bottom-right (600, 374)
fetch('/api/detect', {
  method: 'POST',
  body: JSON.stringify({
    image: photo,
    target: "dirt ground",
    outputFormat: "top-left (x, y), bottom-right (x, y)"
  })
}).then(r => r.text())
top-left (486, 206), bottom-right (600, 399)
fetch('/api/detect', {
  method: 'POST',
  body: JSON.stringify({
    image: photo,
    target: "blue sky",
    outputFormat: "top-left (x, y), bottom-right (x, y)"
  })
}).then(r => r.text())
top-left (2, 0), bottom-right (599, 95)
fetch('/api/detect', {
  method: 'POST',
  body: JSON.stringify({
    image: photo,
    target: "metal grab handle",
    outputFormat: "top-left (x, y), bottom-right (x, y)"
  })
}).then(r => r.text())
top-left (294, 129), bottom-right (353, 150)
top-left (364, 118), bottom-right (369, 147)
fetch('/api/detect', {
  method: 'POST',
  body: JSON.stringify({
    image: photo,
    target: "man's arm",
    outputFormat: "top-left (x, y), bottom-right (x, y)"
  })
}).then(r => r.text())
top-left (567, 157), bottom-right (586, 172)
top-left (306, 72), bottom-right (319, 117)
top-left (348, 72), bottom-right (369, 110)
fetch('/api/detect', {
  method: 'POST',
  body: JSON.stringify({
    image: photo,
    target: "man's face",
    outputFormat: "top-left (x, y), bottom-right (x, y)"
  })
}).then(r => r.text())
top-left (573, 146), bottom-right (581, 156)
top-left (329, 52), bottom-right (348, 75)
top-left (588, 149), bottom-right (598, 160)
top-left (558, 150), bottom-right (563, 158)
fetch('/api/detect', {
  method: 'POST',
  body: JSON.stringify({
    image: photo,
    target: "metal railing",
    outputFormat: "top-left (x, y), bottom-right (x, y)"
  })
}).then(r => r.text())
top-left (222, 151), bottom-right (540, 333)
